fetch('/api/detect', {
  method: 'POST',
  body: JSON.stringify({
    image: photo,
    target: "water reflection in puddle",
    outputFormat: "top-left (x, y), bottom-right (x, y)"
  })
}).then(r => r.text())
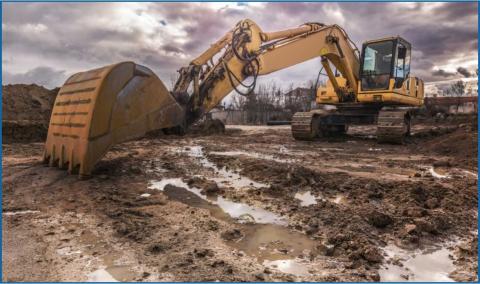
top-left (263, 259), bottom-right (310, 275)
top-left (228, 224), bottom-right (316, 262)
top-left (429, 167), bottom-right (450, 179)
top-left (331, 194), bottom-right (345, 204)
top-left (149, 178), bottom-right (286, 225)
top-left (3, 210), bottom-right (40, 216)
top-left (178, 146), bottom-right (269, 189)
top-left (88, 268), bottom-right (118, 282)
top-left (210, 150), bottom-right (295, 163)
top-left (294, 191), bottom-right (346, 206)
top-left (149, 178), bottom-right (316, 274)
top-left (379, 244), bottom-right (455, 282)
top-left (294, 191), bottom-right (317, 206)
top-left (88, 265), bottom-right (135, 282)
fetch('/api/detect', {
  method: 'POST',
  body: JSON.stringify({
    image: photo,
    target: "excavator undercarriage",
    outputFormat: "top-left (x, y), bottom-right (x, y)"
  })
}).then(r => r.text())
top-left (291, 105), bottom-right (413, 143)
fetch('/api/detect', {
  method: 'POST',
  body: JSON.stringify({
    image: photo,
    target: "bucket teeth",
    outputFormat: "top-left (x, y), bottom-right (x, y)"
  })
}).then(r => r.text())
top-left (43, 62), bottom-right (185, 177)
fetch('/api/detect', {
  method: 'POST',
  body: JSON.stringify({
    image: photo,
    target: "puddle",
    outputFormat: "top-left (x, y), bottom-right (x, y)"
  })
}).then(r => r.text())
top-left (88, 265), bottom-right (134, 282)
top-left (56, 247), bottom-right (82, 256)
top-left (3, 210), bottom-right (40, 216)
top-left (140, 193), bottom-right (151, 198)
top-left (210, 150), bottom-right (295, 163)
top-left (88, 268), bottom-right (118, 282)
top-left (379, 243), bottom-right (456, 282)
top-left (368, 148), bottom-right (382, 151)
top-left (263, 259), bottom-right (311, 275)
top-left (150, 178), bottom-right (318, 275)
top-left (294, 191), bottom-right (317, 206)
top-left (149, 178), bottom-right (286, 225)
top-left (178, 146), bottom-right (269, 189)
top-left (330, 194), bottom-right (345, 204)
top-left (463, 169), bottom-right (478, 179)
top-left (429, 167), bottom-right (450, 179)
top-left (228, 224), bottom-right (316, 262)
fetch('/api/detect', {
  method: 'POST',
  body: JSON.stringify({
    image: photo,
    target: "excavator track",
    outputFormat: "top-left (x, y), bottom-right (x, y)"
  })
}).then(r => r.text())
top-left (291, 112), bottom-right (320, 140)
top-left (376, 110), bottom-right (411, 144)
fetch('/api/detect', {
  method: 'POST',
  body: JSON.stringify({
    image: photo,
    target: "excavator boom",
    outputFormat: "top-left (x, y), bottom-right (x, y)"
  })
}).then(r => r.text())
top-left (44, 19), bottom-right (423, 176)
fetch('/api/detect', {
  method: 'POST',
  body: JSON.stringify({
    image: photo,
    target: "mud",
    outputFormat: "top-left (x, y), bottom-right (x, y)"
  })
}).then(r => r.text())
top-left (2, 118), bottom-right (477, 282)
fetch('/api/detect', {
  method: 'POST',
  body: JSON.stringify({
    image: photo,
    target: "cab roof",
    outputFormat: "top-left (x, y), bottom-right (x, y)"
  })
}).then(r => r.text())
top-left (362, 36), bottom-right (411, 48)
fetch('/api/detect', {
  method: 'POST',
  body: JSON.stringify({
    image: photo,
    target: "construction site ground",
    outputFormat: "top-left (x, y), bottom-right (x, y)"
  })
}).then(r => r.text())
top-left (2, 117), bottom-right (478, 282)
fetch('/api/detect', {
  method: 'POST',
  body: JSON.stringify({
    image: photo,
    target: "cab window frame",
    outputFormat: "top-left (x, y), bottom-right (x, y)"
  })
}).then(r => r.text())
top-left (360, 39), bottom-right (396, 91)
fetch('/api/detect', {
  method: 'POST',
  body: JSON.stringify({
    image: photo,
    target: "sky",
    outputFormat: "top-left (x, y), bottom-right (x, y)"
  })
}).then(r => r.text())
top-left (2, 2), bottom-right (478, 91)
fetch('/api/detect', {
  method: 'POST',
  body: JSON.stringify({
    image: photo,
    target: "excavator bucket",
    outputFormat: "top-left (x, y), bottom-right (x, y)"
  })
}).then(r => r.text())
top-left (43, 62), bottom-right (185, 177)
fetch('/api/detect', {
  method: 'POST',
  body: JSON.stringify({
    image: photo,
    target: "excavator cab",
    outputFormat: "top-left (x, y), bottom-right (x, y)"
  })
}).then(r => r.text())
top-left (360, 37), bottom-right (410, 91)
top-left (357, 37), bottom-right (423, 106)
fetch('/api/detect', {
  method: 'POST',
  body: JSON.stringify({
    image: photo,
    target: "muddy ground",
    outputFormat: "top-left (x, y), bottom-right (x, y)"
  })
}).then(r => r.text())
top-left (2, 117), bottom-right (478, 282)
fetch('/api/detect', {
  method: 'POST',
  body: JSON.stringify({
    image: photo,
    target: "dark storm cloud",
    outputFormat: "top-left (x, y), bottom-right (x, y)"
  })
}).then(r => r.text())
top-left (432, 69), bottom-right (456, 78)
top-left (2, 2), bottom-right (478, 89)
top-left (457, 67), bottom-right (473, 78)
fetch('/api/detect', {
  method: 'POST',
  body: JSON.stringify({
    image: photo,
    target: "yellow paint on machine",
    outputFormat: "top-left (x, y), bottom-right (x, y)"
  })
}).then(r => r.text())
top-left (43, 62), bottom-right (184, 177)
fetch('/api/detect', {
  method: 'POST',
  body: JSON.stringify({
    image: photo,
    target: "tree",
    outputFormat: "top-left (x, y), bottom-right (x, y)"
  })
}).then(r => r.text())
top-left (445, 80), bottom-right (466, 113)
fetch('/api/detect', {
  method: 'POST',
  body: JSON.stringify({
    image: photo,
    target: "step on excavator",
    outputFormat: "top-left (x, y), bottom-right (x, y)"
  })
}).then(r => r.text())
top-left (44, 19), bottom-right (424, 177)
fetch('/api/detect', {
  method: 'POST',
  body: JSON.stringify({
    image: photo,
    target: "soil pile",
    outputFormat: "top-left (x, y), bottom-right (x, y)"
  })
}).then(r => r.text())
top-left (2, 84), bottom-right (59, 143)
top-left (424, 124), bottom-right (477, 169)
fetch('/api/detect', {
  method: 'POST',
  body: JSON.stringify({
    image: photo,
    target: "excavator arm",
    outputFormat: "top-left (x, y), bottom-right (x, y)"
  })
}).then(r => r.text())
top-left (44, 19), bottom-right (362, 176)
top-left (172, 19), bottom-right (361, 128)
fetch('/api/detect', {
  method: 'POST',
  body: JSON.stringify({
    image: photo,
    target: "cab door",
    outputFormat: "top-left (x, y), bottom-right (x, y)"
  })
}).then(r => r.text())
top-left (393, 41), bottom-right (411, 89)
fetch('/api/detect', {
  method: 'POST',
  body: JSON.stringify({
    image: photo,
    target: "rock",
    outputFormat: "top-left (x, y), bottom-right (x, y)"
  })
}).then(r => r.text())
top-left (402, 224), bottom-right (417, 235)
top-left (255, 273), bottom-right (266, 280)
top-left (194, 248), bottom-right (213, 258)
top-left (413, 172), bottom-right (422, 178)
top-left (221, 229), bottom-right (243, 241)
top-left (130, 166), bottom-right (142, 174)
top-left (362, 247), bottom-right (383, 263)
top-left (369, 272), bottom-right (381, 282)
top-left (317, 242), bottom-right (335, 256)
top-left (200, 182), bottom-right (222, 196)
top-left (414, 218), bottom-right (437, 234)
top-left (263, 267), bottom-right (272, 274)
top-left (211, 260), bottom-right (225, 267)
top-left (401, 274), bottom-right (410, 280)
top-left (305, 220), bottom-right (319, 235)
top-left (403, 207), bottom-right (427, 217)
top-left (148, 243), bottom-right (167, 254)
top-left (366, 210), bottom-right (393, 228)
top-left (142, 272), bottom-right (151, 278)
top-left (433, 160), bottom-right (451, 167)
top-left (425, 198), bottom-right (439, 209)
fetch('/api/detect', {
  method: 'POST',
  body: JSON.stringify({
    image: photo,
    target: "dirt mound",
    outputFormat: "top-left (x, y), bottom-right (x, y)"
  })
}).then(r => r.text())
top-left (422, 125), bottom-right (477, 169)
top-left (2, 84), bottom-right (58, 143)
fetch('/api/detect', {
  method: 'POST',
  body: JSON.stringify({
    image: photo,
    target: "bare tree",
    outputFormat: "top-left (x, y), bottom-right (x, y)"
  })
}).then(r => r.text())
top-left (445, 80), bottom-right (466, 113)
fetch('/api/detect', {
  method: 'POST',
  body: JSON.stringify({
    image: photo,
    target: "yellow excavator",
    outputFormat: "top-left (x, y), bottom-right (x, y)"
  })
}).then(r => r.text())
top-left (44, 19), bottom-right (424, 177)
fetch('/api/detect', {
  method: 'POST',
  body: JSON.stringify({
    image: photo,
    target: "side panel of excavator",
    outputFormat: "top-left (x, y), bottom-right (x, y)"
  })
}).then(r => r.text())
top-left (44, 62), bottom-right (185, 176)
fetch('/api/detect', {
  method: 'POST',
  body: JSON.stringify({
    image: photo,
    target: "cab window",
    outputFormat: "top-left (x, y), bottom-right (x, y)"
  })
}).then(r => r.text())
top-left (361, 40), bottom-right (394, 90)
top-left (394, 43), bottom-right (410, 88)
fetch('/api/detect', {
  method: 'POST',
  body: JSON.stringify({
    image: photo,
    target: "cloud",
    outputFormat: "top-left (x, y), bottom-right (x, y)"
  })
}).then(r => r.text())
top-left (432, 69), bottom-right (456, 78)
top-left (2, 2), bottom-right (478, 91)
top-left (457, 67), bottom-right (473, 78)
top-left (3, 66), bottom-right (66, 89)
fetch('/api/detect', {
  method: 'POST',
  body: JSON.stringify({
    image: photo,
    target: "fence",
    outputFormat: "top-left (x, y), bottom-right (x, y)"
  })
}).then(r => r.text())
top-left (211, 109), bottom-right (292, 125)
